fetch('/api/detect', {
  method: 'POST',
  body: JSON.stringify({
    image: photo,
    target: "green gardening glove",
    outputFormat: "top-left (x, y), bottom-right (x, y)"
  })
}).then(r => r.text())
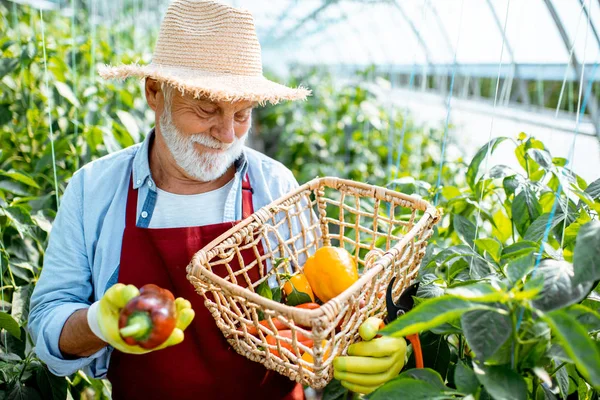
top-left (88, 283), bottom-right (195, 354)
top-left (333, 317), bottom-right (407, 394)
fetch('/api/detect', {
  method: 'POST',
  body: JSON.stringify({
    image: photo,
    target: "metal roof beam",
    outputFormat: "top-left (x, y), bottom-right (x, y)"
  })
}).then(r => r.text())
top-left (545, 0), bottom-right (600, 142)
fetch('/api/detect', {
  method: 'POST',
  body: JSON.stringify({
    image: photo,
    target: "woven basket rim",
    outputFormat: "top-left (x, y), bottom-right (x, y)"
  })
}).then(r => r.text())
top-left (186, 176), bottom-right (439, 324)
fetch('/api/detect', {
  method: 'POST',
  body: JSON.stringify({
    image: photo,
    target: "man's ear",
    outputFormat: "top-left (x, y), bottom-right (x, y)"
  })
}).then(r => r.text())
top-left (145, 78), bottom-right (162, 112)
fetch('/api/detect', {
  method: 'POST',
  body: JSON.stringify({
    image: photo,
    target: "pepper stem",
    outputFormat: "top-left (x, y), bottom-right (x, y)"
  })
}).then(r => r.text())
top-left (120, 313), bottom-right (152, 339)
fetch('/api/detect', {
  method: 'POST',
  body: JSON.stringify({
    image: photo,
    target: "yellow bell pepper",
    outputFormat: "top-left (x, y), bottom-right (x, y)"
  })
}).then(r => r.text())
top-left (303, 246), bottom-right (359, 303)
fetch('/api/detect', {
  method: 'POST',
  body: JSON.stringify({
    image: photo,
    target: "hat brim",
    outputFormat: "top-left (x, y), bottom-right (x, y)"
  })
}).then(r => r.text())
top-left (98, 63), bottom-right (311, 105)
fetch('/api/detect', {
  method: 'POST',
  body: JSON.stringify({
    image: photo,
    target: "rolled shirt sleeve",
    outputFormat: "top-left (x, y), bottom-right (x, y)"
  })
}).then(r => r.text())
top-left (28, 172), bottom-right (107, 377)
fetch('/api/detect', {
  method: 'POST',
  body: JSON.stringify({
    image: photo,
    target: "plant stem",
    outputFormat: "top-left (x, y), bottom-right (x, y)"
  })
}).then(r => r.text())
top-left (531, 376), bottom-right (538, 398)
top-left (550, 362), bottom-right (567, 376)
top-left (458, 335), bottom-right (464, 359)
top-left (511, 306), bottom-right (519, 370)
top-left (120, 313), bottom-right (152, 339)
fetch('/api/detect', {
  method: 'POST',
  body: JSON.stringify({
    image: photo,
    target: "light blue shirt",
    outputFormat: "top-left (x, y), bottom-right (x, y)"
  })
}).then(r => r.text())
top-left (28, 129), bottom-right (300, 378)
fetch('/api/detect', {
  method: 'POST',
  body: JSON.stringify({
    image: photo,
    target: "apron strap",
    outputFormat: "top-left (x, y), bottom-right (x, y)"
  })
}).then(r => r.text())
top-left (241, 173), bottom-right (254, 220)
top-left (125, 175), bottom-right (138, 228)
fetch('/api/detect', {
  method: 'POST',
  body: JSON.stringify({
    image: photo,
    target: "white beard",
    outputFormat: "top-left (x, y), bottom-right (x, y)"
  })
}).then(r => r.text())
top-left (158, 110), bottom-right (247, 182)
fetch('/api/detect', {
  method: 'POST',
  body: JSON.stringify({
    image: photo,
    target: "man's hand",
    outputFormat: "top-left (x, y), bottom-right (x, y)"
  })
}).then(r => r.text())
top-left (333, 318), bottom-right (406, 394)
top-left (90, 283), bottom-right (195, 354)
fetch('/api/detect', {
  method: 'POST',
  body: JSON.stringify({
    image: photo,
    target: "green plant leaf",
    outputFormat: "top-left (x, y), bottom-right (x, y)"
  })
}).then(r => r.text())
top-left (520, 323), bottom-right (551, 369)
top-left (380, 296), bottom-right (492, 337)
top-left (454, 360), bottom-right (480, 395)
top-left (11, 284), bottom-right (33, 327)
top-left (0, 58), bottom-right (19, 79)
top-left (524, 212), bottom-right (566, 242)
top-left (405, 332), bottom-right (451, 379)
top-left (503, 176), bottom-right (521, 197)
top-left (512, 187), bottom-right (542, 237)
top-left (487, 165), bottom-right (515, 180)
top-left (0, 312), bottom-right (21, 339)
top-left (397, 368), bottom-right (447, 390)
top-left (441, 186), bottom-right (461, 200)
top-left (370, 378), bottom-right (453, 400)
top-left (492, 209), bottom-right (513, 243)
top-left (446, 283), bottom-right (507, 303)
top-left (466, 137), bottom-right (509, 189)
top-left (462, 308), bottom-right (511, 361)
top-left (568, 304), bottom-right (600, 333)
top-left (531, 259), bottom-right (593, 312)
top-left (35, 363), bottom-right (68, 400)
top-left (584, 177), bottom-right (600, 200)
top-left (285, 286), bottom-right (311, 306)
top-left (271, 287), bottom-right (282, 303)
top-left (7, 383), bottom-right (42, 400)
top-left (555, 365), bottom-right (569, 398)
top-left (256, 281), bottom-right (273, 301)
top-left (506, 253), bottom-right (535, 283)
top-left (322, 379), bottom-right (348, 400)
top-left (453, 215), bottom-right (476, 248)
top-left (536, 383), bottom-right (558, 400)
top-left (475, 238), bottom-right (502, 263)
top-left (3, 206), bottom-right (35, 240)
top-left (0, 171), bottom-right (40, 189)
top-left (116, 110), bottom-right (141, 143)
top-left (500, 241), bottom-right (538, 264)
top-left (527, 148), bottom-right (553, 170)
top-left (572, 221), bottom-right (600, 286)
top-left (0, 103), bottom-right (11, 126)
top-left (54, 81), bottom-right (80, 107)
top-left (541, 309), bottom-right (600, 388)
top-left (473, 363), bottom-right (528, 400)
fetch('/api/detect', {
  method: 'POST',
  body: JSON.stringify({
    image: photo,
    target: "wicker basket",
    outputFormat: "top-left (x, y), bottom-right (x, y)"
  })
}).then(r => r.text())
top-left (186, 177), bottom-right (440, 389)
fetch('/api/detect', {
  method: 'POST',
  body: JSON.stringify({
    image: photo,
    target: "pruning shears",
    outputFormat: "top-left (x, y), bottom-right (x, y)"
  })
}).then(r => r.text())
top-left (385, 277), bottom-right (424, 369)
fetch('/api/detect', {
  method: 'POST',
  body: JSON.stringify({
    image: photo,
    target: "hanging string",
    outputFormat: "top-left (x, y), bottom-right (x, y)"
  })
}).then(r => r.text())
top-left (394, 0), bottom-right (429, 179)
top-left (71, 0), bottom-right (79, 151)
top-left (516, 0), bottom-right (593, 333)
top-left (40, 8), bottom-right (60, 208)
top-left (433, 0), bottom-right (466, 206)
top-left (89, 0), bottom-right (97, 81)
top-left (471, 0), bottom-right (512, 269)
top-left (559, 0), bottom-right (594, 248)
top-left (554, 1), bottom-right (586, 119)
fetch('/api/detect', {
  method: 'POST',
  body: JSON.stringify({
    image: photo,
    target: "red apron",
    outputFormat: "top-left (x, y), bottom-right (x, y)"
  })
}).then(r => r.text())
top-left (107, 173), bottom-right (304, 400)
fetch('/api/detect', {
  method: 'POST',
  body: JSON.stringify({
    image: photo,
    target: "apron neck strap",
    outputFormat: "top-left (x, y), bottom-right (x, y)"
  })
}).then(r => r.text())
top-left (126, 175), bottom-right (138, 228)
top-left (241, 173), bottom-right (254, 220)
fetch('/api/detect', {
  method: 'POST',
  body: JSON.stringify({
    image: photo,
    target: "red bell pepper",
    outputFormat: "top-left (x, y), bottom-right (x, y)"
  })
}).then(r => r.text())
top-left (118, 284), bottom-right (177, 349)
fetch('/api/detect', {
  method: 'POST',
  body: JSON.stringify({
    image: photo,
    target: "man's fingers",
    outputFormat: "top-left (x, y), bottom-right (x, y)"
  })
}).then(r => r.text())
top-left (340, 380), bottom-right (382, 395)
top-left (347, 336), bottom-right (406, 357)
top-left (334, 357), bottom-right (404, 386)
top-left (176, 308), bottom-right (195, 330)
top-left (334, 352), bottom-right (403, 374)
top-left (104, 284), bottom-right (139, 308)
top-left (163, 328), bottom-right (185, 348)
top-left (175, 297), bottom-right (192, 312)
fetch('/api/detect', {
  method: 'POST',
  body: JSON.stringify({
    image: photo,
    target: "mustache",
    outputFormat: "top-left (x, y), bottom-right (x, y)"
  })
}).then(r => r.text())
top-left (188, 133), bottom-right (232, 150)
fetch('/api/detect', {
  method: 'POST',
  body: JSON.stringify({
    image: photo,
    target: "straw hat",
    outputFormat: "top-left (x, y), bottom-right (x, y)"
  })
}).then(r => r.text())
top-left (99, 0), bottom-right (311, 105)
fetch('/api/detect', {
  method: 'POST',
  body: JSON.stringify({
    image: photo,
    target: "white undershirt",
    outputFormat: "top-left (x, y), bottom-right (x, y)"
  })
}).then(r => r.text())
top-left (148, 178), bottom-right (235, 228)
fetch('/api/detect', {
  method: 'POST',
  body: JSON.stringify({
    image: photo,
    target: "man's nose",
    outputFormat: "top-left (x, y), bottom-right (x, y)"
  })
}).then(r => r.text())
top-left (211, 116), bottom-right (235, 144)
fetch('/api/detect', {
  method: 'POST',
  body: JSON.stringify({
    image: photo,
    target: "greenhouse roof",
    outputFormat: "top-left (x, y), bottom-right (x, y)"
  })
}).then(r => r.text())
top-left (16, 0), bottom-right (600, 81)
top-left (242, 0), bottom-right (600, 80)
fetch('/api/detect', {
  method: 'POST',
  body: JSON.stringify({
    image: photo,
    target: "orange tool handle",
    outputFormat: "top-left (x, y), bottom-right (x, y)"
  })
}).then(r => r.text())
top-left (407, 333), bottom-right (423, 368)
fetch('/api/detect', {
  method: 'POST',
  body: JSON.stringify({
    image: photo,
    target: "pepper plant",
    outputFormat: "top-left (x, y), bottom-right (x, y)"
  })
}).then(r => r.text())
top-left (363, 135), bottom-right (600, 399)
top-left (0, 3), bottom-right (150, 398)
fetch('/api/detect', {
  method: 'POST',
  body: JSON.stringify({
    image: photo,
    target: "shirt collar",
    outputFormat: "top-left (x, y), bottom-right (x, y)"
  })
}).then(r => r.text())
top-left (132, 128), bottom-right (249, 190)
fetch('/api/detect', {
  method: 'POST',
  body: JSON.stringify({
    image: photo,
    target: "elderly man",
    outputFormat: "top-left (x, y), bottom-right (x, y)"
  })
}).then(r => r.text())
top-left (29, 0), bottom-right (405, 398)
